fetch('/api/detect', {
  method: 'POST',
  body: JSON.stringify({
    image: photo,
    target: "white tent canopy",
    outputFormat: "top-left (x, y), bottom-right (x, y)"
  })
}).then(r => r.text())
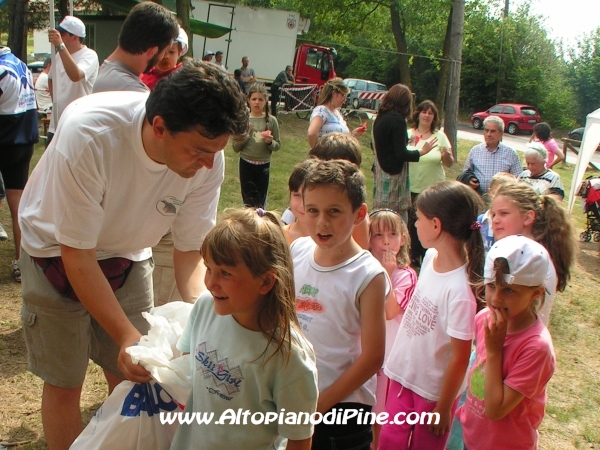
top-left (568, 108), bottom-right (600, 213)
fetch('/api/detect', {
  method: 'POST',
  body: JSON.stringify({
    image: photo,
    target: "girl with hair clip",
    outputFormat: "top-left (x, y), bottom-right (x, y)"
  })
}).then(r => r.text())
top-left (379, 181), bottom-right (484, 450)
top-left (233, 83), bottom-right (281, 208)
top-left (307, 78), bottom-right (366, 148)
top-left (489, 182), bottom-right (576, 326)
top-left (458, 235), bottom-right (556, 450)
top-left (171, 208), bottom-right (318, 450)
top-left (368, 209), bottom-right (417, 450)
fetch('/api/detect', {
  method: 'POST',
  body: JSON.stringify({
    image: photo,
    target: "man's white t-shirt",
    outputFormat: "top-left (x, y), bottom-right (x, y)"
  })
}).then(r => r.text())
top-left (49, 46), bottom-right (98, 132)
top-left (384, 249), bottom-right (476, 401)
top-left (34, 72), bottom-right (52, 111)
top-left (19, 91), bottom-right (224, 261)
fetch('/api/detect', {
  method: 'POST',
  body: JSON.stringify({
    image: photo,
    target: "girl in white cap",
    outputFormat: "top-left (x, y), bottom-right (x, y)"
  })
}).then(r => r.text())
top-left (458, 235), bottom-right (555, 450)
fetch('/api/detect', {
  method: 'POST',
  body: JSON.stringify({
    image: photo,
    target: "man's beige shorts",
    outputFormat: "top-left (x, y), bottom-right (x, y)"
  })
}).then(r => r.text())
top-left (19, 251), bottom-right (154, 388)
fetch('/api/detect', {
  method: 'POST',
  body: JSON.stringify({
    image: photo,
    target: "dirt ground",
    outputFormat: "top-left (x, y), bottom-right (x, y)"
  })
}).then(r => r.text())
top-left (1, 121), bottom-right (599, 448)
top-left (2, 221), bottom-right (600, 449)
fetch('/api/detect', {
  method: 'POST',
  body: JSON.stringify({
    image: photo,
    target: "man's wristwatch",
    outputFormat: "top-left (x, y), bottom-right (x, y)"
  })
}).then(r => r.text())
top-left (57, 43), bottom-right (66, 52)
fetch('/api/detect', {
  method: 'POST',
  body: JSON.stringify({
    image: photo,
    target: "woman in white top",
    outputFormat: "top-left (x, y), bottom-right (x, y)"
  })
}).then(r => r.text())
top-left (307, 78), bottom-right (365, 148)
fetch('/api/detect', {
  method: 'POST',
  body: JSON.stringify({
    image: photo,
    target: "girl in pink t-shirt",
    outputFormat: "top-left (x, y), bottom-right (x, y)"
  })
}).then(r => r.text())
top-left (459, 235), bottom-right (555, 450)
top-left (368, 209), bottom-right (417, 449)
top-left (532, 122), bottom-right (565, 168)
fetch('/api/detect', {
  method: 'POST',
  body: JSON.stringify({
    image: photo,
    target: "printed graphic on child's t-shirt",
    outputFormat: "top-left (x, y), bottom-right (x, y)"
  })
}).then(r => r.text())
top-left (402, 291), bottom-right (438, 338)
top-left (466, 363), bottom-right (486, 419)
top-left (296, 283), bottom-right (324, 332)
top-left (195, 341), bottom-right (244, 400)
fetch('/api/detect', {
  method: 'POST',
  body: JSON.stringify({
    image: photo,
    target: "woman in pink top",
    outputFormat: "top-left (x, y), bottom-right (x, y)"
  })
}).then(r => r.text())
top-left (532, 122), bottom-right (564, 168)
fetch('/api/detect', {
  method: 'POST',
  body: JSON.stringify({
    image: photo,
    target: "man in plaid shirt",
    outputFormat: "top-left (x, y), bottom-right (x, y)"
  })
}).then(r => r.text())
top-left (464, 116), bottom-right (522, 193)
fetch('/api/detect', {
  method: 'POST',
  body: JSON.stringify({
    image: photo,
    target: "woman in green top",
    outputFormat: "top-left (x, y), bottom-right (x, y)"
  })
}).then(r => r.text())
top-left (233, 83), bottom-right (281, 208)
top-left (407, 100), bottom-right (454, 266)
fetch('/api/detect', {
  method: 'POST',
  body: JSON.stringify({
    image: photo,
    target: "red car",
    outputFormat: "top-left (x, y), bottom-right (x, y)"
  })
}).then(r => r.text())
top-left (470, 103), bottom-right (541, 135)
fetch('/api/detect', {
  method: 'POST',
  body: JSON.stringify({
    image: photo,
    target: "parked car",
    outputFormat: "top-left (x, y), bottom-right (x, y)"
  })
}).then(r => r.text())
top-left (27, 61), bottom-right (45, 84)
top-left (568, 127), bottom-right (600, 151)
top-left (568, 127), bottom-right (584, 141)
top-left (470, 103), bottom-right (541, 135)
top-left (344, 78), bottom-right (387, 110)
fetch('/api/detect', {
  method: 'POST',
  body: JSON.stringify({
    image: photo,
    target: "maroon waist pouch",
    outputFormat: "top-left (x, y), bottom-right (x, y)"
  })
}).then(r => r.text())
top-left (32, 256), bottom-right (133, 302)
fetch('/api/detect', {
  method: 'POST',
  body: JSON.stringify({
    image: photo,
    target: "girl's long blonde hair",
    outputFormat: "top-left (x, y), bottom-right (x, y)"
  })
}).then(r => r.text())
top-left (369, 209), bottom-right (411, 268)
top-left (494, 183), bottom-right (576, 291)
top-left (200, 208), bottom-right (299, 364)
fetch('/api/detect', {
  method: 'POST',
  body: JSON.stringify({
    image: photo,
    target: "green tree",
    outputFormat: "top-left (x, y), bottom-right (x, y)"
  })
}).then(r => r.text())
top-left (568, 28), bottom-right (600, 124)
top-left (7, 0), bottom-right (28, 61)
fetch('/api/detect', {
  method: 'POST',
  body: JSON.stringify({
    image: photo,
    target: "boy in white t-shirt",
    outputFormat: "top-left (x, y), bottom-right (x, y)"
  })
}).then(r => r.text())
top-left (291, 158), bottom-right (388, 450)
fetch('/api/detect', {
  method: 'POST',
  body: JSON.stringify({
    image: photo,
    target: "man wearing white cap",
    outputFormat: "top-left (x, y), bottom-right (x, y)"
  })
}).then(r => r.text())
top-left (202, 50), bottom-right (215, 62)
top-left (93, 1), bottom-right (178, 94)
top-left (47, 15), bottom-right (98, 143)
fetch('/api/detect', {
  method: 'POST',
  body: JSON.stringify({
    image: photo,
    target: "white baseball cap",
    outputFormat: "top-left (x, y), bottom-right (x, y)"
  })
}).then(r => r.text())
top-left (174, 26), bottom-right (188, 56)
top-left (484, 235), bottom-right (549, 287)
top-left (57, 16), bottom-right (86, 38)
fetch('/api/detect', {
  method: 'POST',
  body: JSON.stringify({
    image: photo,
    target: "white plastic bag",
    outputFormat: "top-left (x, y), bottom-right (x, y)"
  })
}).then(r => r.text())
top-left (70, 301), bottom-right (195, 450)
top-left (70, 380), bottom-right (183, 450)
top-left (126, 301), bottom-right (194, 405)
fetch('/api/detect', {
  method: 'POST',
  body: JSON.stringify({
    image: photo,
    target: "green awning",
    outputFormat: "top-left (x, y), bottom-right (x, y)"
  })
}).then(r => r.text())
top-left (95, 0), bottom-right (231, 39)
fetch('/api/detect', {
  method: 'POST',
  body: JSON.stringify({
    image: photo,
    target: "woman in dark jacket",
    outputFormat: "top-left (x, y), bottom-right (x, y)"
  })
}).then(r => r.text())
top-left (372, 84), bottom-right (433, 221)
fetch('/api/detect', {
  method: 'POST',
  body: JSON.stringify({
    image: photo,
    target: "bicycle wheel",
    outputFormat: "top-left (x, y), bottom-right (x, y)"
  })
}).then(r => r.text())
top-left (296, 110), bottom-right (311, 120)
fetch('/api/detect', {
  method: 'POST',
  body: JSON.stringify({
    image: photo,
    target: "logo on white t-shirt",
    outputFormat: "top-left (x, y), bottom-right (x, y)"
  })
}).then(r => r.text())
top-left (156, 196), bottom-right (183, 216)
top-left (402, 291), bottom-right (438, 338)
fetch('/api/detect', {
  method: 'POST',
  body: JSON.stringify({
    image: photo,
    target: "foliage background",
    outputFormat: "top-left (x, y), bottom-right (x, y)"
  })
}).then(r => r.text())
top-left (1, 0), bottom-right (599, 126)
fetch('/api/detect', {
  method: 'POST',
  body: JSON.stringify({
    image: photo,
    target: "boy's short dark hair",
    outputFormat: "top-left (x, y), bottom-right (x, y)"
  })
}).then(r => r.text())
top-left (308, 132), bottom-right (362, 166)
top-left (302, 159), bottom-right (366, 211)
top-left (146, 61), bottom-right (248, 138)
top-left (118, 2), bottom-right (179, 55)
top-left (288, 160), bottom-right (312, 193)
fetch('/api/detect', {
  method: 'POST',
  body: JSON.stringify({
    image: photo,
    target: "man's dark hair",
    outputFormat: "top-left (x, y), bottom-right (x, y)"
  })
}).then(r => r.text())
top-left (118, 2), bottom-right (179, 55)
top-left (146, 61), bottom-right (249, 138)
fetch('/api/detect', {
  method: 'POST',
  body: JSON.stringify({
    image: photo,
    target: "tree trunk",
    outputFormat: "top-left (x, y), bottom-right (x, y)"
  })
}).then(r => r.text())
top-left (435, 5), bottom-right (453, 113)
top-left (443, 0), bottom-right (464, 159)
top-left (176, 0), bottom-right (192, 58)
top-left (58, 0), bottom-right (68, 19)
top-left (389, 0), bottom-right (411, 87)
top-left (7, 0), bottom-right (28, 62)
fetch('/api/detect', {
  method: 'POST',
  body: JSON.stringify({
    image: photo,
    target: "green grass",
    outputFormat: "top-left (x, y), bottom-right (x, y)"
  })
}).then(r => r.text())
top-left (0, 114), bottom-right (599, 449)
